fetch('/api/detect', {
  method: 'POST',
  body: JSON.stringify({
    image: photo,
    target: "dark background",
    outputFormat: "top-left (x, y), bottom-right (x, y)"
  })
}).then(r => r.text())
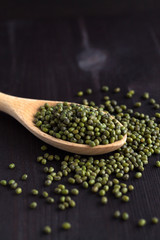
top-left (1, 2), bottom-right (160, 240)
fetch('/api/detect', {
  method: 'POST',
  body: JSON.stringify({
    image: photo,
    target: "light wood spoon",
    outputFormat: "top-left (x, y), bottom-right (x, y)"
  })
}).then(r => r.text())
top-left (0, 92), bottom-right (127, 155)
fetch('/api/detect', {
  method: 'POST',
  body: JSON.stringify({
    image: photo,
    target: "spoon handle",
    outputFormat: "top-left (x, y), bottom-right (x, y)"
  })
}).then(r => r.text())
top-left (0, 92), bottom-right (26, 123)
top-left (0, 92), bottom-right (16, 115)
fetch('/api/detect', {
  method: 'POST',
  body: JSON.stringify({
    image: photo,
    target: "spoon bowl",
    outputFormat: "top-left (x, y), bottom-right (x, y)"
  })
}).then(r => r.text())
top-left (0, 92), bottom-right (127, 155)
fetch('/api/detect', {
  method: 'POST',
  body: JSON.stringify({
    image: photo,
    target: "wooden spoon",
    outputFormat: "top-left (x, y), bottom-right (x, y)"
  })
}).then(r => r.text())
top-left (0, 92), bottom-right (127, 155)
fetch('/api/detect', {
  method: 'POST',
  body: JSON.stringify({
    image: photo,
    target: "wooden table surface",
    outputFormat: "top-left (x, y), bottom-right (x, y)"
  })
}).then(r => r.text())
top-left (0, 15), bottom-right (160, 240)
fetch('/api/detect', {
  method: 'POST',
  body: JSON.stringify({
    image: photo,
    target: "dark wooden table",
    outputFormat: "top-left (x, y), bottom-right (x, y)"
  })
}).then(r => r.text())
top-left (0, 15), bottom-right (160, 240)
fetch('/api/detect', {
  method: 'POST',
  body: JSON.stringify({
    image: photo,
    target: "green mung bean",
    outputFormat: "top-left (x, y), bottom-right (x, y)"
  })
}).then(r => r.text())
top-left (43, 226), bottom-right (52, 234)
top-left (42, 191), bottom-right (49, 198)
top-left (122, 212), bottom-right (129, 221)
top-left (134, 102), bottom-right (142, 108)
top-left (150, 98), bottom-right (156, 104)
top-left (121, 195), bottom-right (130, 202)
top-left (71, 188), bottom-right (79, 195)
top-left (62, 222), bottom-right (71, 230)
top-left (101, 196), bottom-right (108, 204)
top-left (77, 91), bottom-right (83, 97)
top-left (86, 88), bottom-right (92, 95)
top-left (21, 174), bottom-right (28, 180)
top-left (142, 92), bottom-right (149, 99)
top-left (151, 217), bottom-right (159, 224)
top-left (135, 172), bottom-right (142, 179)
top-left (8, 179), bottom-right (15, 185)
top-left (29, 202), bottom-right (37, 209)
top-left (15, 187), bottom-right (22, 194)
top-left (114, 210), bottom-right (121, 218)
top-left (11, 182), bottom-right (18, 189)
top-left (114, 88), bottom-right (121, 93)
top-left (46, 197), bottom-right (54, 203)
top-left (9, 163), bottom-right (15, 169)
top-left (0, 180), bottom-right (7, 186)
top-left (41, 145), bottom-right (47, 151)
top-left (128, 185), bottom-right (134, 191)
top-left (69, 200), bottom-right (76, 207)
top-left (138, 219), bottom-right (146, 227)
top-left (34, 102), bottom-right (126, 147)
top-left (156, 161), bottom-right (160, 167)
top-left (31, 189), bottom-right (39, 195)
top-left (101, 86), bottom-right (109, 92)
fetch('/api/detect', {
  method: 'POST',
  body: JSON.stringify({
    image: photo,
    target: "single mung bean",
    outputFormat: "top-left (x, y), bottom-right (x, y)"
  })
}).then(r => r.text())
top-left (142, 92), bottom-right (149, 99)
top-left (48, 167), bottom-right (54, 173)
top-left (9, 163), bottom-right (15, 169)
top-left (29, 202), bottom-right (37, 209)
top-left (128, 185), bottom-right (134, 191)
top-left (55, 155), bottom-right (60, 161)
top-left (31, 189), bottom-right (39, 195)
top-left (46, 197), bottom-right (54, 203)
top-left (101, 86), bottom-right (109, 92)
top-left (43, 226), bottom-right (52, 234)
top-left (122, 212), bottom-right (129, 221)
top-left (156, 161), bottom-right (160, 167)
top-left (77, 91), bottom-right (83, 97)
top-left (99, 189), bottom-right (106, 196)
top-left (64, 202), bottom-right (69, 208)
top-left (58, 203), bottom-right (66, 210)
top-left (114, 87), bottom-right (121, 93)
top-left (150, 98), bottom-right (156, 104)
top-left (68, 177), bottom-right (75, 184)
top-left (21, 174), bottom-right (28, 180)
top-left (101, 196), bottom-right (108, 204)
top-left (43, 167), bottom-right (48, 173)
top-left (71, 188), bottom-right (79, 195)
top-left (37, 156), bottom-right (43, 162)
top-left (61, 189), bottom-right (69, 195)
top-left (134, 102), bottom-right (142, 108)
top-left (82, 181), bottom-right (88, 188)
top-left (155, 148), bottom-right (160, 154)
top-left (0, 180), bottom-right (7, 186)
top-left (135, 172), bottom-right (142, 178)
top-left (54, 188), bottom-right (61, 194)
top-left (155, 113), bottom-right (160, 118)
top-left (41, 159), bottom-right (47, 165)
top-left (69, 200), bottom-right (76, 207)
top-left (44, 153), bottom-right (49, 158)
top-left (86, 88), bottom-right (92, 95)
top-left (154, 104), bottom-right (160, 109)
top-left (114, 210), bottom-right (121, 218)
top-left (45, 180), bottom-right (52, 186)
top-left (62, 222), bottom-right (71, 230)
top-left (121, 195), bottom-right (130, 202)
top-left (58, 184), bottom-right (65, 190)
top-left (92, 186), bottom-right (99, 193)
top-left (66, 196), bottom-right (72, 202)
top-left (42, 191), bottom-right (48, 198)
top-left (121, 187), bottom-right (128, 194)
top-left (151, 217), bottom-right (159, 224)
top-left (11, 182), bottom-right (18, 189)
top-left (48, 155), bottom-right (54, 161)
top-left (60, 196), bottom-right (66, 203)
top-left (41, 145), bottom-right (47, 151)
top-left (8, 179), bottom-right (15, 185)
top-left (138, 219), bottom-right (146, 227)
top-left (15, 187), bottom-right (22, 194)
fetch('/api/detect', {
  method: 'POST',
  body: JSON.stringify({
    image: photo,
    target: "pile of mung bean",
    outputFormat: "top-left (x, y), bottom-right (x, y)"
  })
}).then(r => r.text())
top-left (1, 86), bottom-right (160, 236)
top-left (34, 102), bottom-right (127, 147)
